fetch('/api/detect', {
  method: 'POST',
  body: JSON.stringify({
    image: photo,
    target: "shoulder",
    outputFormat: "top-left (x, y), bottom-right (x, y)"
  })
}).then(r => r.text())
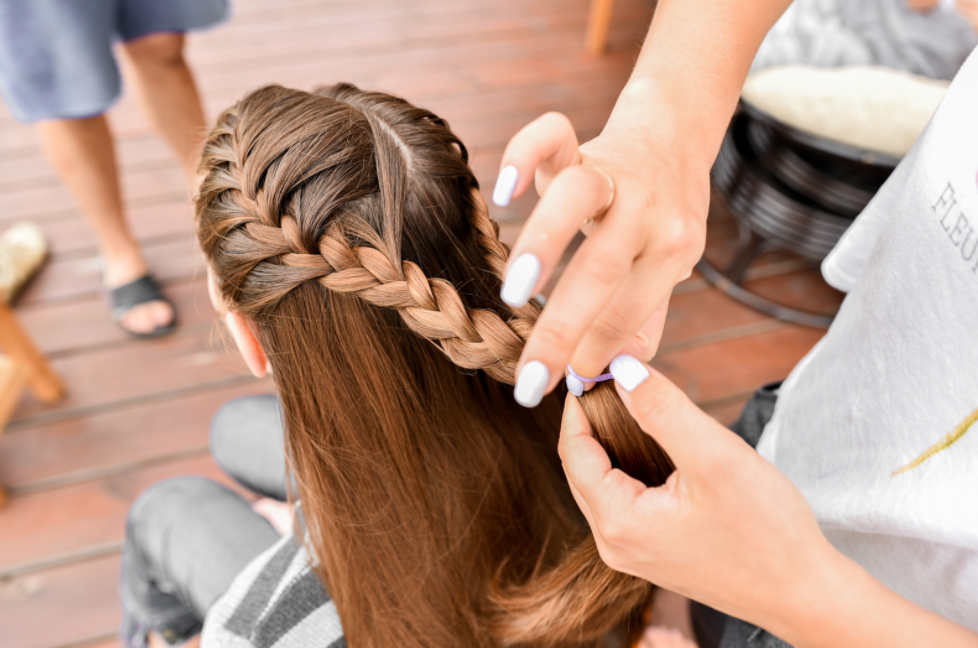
top-left (202, 533), bottom-right (345, 648)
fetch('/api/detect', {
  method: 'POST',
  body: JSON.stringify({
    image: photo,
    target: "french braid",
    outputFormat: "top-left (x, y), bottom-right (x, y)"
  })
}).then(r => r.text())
top-left (199, 86), bottom-right (540, 385)
top-left (197, 84), bottom-right (671, 648)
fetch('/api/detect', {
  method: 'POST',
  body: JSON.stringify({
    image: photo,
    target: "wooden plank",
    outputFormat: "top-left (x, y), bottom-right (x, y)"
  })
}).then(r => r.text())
top-left (654, 324), bottom-right (824, 405)
top-left (0, 303), bottom-right (64, 404)
top-left (660, 288), bottom-right (772, 349)
top-left (745, 268), bottom-right (845, 315)
top-left (10, 326), bottom-right (254, 424)
top-left (0, 554), bottom-right (121, 648)
top-left (27, 200), bottom-right (193, 263)
top-left (0, 379), bottom-right (272, 491)
top-left (0, 455), bottom-right (251, 576)
top-left (17, 236), bottom-right (203, 306)
top-left (0, 166), bottom-right (188, 225)
top-left (17, 279), bottom-right (212, 358)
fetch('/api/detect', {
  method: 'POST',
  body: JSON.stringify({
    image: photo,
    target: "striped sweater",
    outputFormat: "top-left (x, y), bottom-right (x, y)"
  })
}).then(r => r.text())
top-left (202, 533), bottom-right (346, 648)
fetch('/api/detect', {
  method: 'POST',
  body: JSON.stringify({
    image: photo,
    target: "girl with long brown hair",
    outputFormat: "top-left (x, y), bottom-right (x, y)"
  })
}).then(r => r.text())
top-left (118, 83), bottom-right (674, 648)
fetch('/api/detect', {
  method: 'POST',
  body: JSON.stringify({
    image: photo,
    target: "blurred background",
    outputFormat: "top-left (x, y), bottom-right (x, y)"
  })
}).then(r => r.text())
top-left (0, 0), bottom-right (873, 645)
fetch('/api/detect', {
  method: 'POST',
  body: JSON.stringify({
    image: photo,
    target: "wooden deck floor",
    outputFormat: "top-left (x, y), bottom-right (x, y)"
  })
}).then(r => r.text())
top-left (0, 1), bottom-right (841, 646)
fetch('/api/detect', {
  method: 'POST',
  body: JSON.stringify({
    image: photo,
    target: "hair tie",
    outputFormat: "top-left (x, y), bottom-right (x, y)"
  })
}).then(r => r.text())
top-left (566, 364), bottom-right (613, 384)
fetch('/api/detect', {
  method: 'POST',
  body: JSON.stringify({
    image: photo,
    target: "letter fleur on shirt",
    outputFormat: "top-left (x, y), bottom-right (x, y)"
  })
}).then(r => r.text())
top-left (931, 182), bottom-right (978, 272)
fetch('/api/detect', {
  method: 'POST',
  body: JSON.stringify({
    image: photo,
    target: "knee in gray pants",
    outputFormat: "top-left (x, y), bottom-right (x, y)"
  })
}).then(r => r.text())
top-left (209, 394), bottom-right (289, 500)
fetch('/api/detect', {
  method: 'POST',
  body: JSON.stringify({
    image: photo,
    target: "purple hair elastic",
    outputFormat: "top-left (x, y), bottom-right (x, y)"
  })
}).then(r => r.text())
top-left (566, 364), bottom-right (614, 384)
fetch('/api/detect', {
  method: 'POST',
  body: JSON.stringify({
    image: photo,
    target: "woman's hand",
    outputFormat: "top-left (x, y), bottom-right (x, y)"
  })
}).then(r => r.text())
top-left (558, 355), bottom-right (978, 648)
top-left (495, 112), bottom-right (710, 406)
top-left (558, 356), bottom-right (833, 636)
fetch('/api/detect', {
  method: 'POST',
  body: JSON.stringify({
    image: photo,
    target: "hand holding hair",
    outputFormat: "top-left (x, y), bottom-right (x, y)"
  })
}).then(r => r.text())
top-left (493, 0), bottom-right (821, 407)
top-left (494, 112), bottom-right (702, 406)
top-left (559, 355), bottom-right (978, 648)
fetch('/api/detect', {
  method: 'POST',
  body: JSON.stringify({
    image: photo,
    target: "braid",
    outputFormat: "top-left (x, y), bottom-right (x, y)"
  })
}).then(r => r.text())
top-left (239, 211), bottom-right (537, 384)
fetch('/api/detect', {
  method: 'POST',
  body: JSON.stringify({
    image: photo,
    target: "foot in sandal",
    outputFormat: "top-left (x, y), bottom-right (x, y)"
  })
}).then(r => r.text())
top-left (639, 626), bottom-right (699, 648)
top-left (103, 251), bottom-right (176, 339)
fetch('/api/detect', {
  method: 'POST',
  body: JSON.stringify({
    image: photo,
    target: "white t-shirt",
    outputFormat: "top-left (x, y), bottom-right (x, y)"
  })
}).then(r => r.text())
top-left (757, 45), bottom-right (978, 629)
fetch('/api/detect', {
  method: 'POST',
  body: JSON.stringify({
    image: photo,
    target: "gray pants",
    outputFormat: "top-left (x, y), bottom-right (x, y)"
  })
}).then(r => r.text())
top-left (119, 395), bottom-right (288, 647)
top-left (691, 382), bottom-right (793, 648)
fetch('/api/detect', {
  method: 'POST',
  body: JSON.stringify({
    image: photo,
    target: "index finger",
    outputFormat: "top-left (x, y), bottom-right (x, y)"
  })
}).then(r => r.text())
top-left (492, 112), bottom-right (581, 208)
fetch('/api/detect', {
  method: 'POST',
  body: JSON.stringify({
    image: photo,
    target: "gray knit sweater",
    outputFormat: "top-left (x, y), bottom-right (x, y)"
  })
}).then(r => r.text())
top-left (202, 533), bottom-right (345, 648)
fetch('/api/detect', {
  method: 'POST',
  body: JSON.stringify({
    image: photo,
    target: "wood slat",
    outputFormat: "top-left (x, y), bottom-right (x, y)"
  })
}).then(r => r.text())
top-left (654, 325), bottom-right (824, 405)
top-left (18, 279), bottom-right (211, 358)
top-left (0, 380), bottom-right (272, 491)
top-left (0, 455), bottom-right (250, 576)
top-left (0, 554), bottom-right (121, 648)
top-left (17, 236), bottom-right (202, 306)
top-left (11, 327), bottom-right (253, 424)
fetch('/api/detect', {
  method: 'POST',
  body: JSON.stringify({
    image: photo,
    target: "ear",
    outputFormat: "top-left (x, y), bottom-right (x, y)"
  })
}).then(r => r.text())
top-left (225, 311), bottom-right (268, 378)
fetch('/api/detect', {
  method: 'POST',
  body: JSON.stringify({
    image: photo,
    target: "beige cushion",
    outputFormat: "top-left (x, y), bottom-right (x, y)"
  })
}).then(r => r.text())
top-left (741, 65), bottom-right (949, 157)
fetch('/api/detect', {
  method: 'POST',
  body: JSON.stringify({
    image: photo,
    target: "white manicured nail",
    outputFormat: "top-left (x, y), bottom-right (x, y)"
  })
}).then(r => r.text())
top-left (515, 361), bottom-right (549, 407)
top-left (610, 354), bottom-right (650, 392)
top-left (566, 373), bottom-right (584, 397)
top-left (492, 165), bottom-right (519, 206)
top-left (501, 254), bottom-right (541, 307)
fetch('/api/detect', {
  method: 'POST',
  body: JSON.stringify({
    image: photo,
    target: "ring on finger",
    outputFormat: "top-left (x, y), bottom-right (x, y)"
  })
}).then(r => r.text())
top-left (582, 166), bottom-right (616, 228)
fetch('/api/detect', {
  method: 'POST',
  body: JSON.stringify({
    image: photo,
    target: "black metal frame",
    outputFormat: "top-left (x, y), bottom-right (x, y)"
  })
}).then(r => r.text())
top-left (701, 102), bottom-right (899, 329)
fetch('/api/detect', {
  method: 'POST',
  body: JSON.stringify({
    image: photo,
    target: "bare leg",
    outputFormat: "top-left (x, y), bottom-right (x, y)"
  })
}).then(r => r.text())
top-left (121, 32), bottom-right (207, 187)
top-left (35, 117), bottom-right (174, 335)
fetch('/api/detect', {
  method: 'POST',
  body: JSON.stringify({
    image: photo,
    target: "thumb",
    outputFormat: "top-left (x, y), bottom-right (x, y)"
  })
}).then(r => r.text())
top-left (609, 354), bottom-right (739, 472)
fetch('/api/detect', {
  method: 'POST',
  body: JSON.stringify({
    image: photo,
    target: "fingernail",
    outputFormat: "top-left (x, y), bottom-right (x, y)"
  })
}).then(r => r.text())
top-left (492, 165), bottom-right (519, 207)
top-left (515, 361), bottom-right (549, 407)
top-left (501, 253), bottom-right (541, 307)
top-left (610, 354), bottom-right (650, 392)
top-left (566, 372), bottom-right (584, 397)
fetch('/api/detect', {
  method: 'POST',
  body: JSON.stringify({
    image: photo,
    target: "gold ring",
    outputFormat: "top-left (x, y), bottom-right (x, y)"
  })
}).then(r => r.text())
top-left (582, 166), bottom-right (616, 229)
top-left (592, 165), bottom-right (616, 218)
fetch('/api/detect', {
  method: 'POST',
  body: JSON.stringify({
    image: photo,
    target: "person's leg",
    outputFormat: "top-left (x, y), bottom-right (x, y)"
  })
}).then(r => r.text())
top-left (120, 32), bottom-right (207, 187)
top-left (119, 477), bottom-right (280, 648)
top-left (210, 394), bottom-right (289, 501)
top-left (34, 117), bottom-right (175, 335)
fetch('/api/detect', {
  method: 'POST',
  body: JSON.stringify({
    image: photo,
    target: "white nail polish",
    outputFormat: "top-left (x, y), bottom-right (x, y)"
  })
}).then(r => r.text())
top-left (610, 354), bottom-right (650, 392)
top-left (515, 361), bottom-right (549, 407)
top-left (492, 165), bottom-right (519, 207)
top-left (501, 254), bottom-right (541, 307)
top-left (566, 373), bottom-right (584, 397)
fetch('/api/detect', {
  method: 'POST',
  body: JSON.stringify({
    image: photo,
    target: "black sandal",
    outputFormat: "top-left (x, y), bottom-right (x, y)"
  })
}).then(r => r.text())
top-left (109, 275), bottom-right (177, 339)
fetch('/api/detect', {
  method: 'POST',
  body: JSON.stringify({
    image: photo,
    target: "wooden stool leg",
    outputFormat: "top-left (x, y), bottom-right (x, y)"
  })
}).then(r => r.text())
top-left (0, 302), bottom-right (64, 404)
top-left (585, 0), bottom-right (616, 55)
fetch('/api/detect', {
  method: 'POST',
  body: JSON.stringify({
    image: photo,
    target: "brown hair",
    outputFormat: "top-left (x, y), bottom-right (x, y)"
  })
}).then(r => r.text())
top-left (196, 84), bottom-right (673, 648)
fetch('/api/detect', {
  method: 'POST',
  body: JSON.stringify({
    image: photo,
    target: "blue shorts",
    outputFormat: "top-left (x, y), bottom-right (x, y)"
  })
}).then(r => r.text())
top-left (0, 0), bottom-right (229, 123)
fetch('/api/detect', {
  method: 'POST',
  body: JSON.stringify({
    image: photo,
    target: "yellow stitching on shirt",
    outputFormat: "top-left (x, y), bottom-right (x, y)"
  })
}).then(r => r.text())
top-left (892, 406), bottom-right (978, 476)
